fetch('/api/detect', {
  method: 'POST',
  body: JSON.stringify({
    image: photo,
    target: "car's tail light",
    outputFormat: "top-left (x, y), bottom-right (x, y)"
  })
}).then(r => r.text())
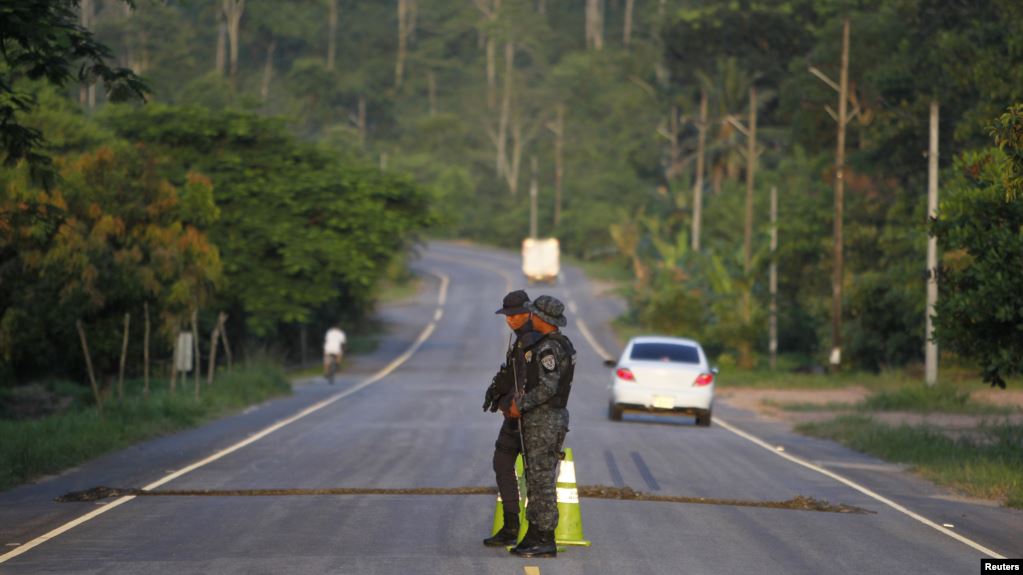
top-left (693, 373), bottom-right (714, 386)
top-left (615, 368), bottom-right (635, 382)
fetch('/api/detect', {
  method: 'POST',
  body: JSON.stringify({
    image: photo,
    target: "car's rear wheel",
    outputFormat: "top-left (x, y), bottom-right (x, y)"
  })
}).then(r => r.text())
top-left (608, 402), bottom-right (623, 421)
top-left (695, 409), bottom-right (712, 427)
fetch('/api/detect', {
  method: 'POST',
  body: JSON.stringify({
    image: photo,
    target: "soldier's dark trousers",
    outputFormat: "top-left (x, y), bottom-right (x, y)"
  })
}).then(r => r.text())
top-left (493, 419), bottom-right (522, 516)
top-left (522, 407), bottom-right (569, 532)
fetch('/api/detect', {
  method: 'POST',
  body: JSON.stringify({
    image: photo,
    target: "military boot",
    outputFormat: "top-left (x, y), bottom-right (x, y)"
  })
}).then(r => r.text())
top-left (511, 529), bottom-right (557, 558)
top-left (483, 512), bottom-right (519, 547)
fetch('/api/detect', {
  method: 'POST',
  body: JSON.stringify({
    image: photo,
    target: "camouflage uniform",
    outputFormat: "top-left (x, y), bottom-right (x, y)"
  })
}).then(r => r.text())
top-left (518, 296), bottom-right (575, 535)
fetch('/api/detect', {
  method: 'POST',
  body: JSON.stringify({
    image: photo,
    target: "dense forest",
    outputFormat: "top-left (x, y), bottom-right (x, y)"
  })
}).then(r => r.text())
top-left (2, 0), bottom-right (1022, 387)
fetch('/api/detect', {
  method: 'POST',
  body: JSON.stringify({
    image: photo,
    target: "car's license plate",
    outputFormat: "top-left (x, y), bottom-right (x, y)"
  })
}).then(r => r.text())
top-left (652, 396), bottom-right (675, 409)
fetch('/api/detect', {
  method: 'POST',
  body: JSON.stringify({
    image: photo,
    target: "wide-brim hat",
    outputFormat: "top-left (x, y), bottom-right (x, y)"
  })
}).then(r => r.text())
top-left (526, 295), bottom-right (567, 327)
top-left (495, 289), bottom-right (531, 315)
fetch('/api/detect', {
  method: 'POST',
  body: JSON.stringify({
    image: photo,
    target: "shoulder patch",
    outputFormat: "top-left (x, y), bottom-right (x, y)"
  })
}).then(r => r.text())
top-left (540, 352), bottom-right (557, 372)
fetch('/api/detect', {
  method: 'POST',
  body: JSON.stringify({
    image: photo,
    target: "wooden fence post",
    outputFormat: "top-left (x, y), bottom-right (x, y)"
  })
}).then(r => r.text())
top-left (191, 310), bottom-right (200, 399)
top-left (207, 317), bottom-right (221, 385)
top-left (75, 320), bottom-right (103, 415)
top-left (218, 313), bottom-right (232, 371)
top-left (143, 303), bottom-right (150, 398)
top-left (118, 313), bottom-right (130, 401)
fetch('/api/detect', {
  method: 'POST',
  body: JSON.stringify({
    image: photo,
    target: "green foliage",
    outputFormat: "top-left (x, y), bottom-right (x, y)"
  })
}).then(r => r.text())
top-left (931, 105), bottom-right (1023, 388)
top-left (102, 104), bottom-right (433, 341)
top-left (0, 0), bottom-right (147, 183)
top-left (1, 101), bottom-right (222, 382)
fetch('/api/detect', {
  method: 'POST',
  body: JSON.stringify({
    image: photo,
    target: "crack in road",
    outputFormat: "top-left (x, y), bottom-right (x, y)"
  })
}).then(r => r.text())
top-left (55, 485), bottom-right (872, 514)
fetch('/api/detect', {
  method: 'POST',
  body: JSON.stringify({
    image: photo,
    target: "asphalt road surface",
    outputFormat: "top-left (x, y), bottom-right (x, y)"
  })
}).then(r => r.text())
top-left (1, 241), bottom-right (1020, 574)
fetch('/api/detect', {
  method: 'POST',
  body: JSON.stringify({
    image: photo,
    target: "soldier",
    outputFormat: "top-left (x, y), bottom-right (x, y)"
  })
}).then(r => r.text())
top-left (482, 290), bottom-right (542, 547)
top-left (507, 295), bottom-right (575, 558)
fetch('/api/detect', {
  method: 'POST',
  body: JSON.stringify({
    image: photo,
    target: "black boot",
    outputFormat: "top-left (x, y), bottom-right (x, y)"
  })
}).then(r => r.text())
top-left (483, 512), bottom-right (519, 547)
top-left (511, 529), bottom-right (557, 558)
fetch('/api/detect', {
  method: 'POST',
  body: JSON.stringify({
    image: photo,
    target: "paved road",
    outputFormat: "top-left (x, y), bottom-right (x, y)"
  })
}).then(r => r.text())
top-left (1, 241), bottom-right (1018, 574)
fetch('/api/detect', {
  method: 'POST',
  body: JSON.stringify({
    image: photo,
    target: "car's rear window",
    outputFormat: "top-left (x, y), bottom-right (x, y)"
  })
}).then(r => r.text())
top-left (629, 343), bottom-right (700, 364)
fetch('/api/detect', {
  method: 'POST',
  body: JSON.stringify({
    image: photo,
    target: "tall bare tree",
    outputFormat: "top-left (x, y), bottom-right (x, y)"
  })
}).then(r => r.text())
top-left (427, 70), bottom-right (437, 116)
top-left (327, 0), bottom-right (339, 70)
top-left (215, 9), bottom-right (227, 75)
top-left (473, 0), bottom-right (501, 109)
top-left (260, 37), bottom-right (276, 102)
top-left (623, 0), bottom-right (635, 48)
top-left (586, 0), bottom-right (604, 50)
top-left (496, 40), bottom-right (514, 178)
top-left (396, 0), bottom-right (408, 88)
top-left (222, 0), bottom-right (246, 87)
top-left (79, 0), bottom-right (96, 108)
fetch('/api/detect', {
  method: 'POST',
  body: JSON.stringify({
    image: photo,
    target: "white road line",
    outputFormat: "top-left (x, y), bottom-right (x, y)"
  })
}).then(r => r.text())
top-left (574, 317), bottom-right (612, 362)
top-left (0, 270), bottom-right (450, 566)
top-left (713, 417), bottom-right (1006, 559)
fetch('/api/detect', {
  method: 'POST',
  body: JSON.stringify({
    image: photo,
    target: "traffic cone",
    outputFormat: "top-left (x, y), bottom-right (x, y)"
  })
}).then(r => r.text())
top-left (489, 454), bottom-right (527, 542)
top-left (554, 447), bottom-right (591, 547)
top-left (488, 449), bottom-right (591, 548)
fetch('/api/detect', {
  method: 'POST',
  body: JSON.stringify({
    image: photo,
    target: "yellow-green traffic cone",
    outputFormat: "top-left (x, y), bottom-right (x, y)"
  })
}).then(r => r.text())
top-left (554, 448), bottom-right (590, 547)
top-left (489, 454), bottom-right (527, 542)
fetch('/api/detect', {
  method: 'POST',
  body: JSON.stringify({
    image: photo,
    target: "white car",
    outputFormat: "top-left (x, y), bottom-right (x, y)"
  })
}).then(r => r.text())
top-left (607, 336), bottom-right (717, 426)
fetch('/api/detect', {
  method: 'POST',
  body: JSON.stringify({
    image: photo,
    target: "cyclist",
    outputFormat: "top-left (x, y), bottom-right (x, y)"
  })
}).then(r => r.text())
top-left (323, 324), bottom-right (347, 383)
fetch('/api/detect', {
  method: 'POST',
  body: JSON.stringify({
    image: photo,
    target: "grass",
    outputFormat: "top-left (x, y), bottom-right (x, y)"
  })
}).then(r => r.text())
top-left (762, 384), bottom-right (1018, 415)
top-left (860, 384), bottom-right (1017, 415)
top-left (760, 399), bottom-right (856, 412)
top-left (716, 367), bottom-right (922, 390)
top-left (797, 415), bottom-right (1023, 508)
top-left (0, 363), bottom-right (290, 492)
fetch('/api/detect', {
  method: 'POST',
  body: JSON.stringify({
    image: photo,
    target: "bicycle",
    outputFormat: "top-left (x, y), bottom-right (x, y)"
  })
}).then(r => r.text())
top-left (325, 353), bottom-right (341, 384)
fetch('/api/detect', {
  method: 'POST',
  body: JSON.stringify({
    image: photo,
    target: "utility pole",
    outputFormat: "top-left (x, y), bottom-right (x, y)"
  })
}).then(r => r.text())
top-left (744, 86), bottom-right (757, 280)
top-left (770, 185), bottom-right (778, 370)
top-left (809, 18), bottom-right (852, 371)
top-left (925, 100), bottom-right (939, 386)
top-left (832, 19), bottom-right (849, 372)
top-left (692, 89), bottom-right (707, 252)
top-left (549, 104), bottom-right (564, 230)
top-left (529, 156), bottom-right (539, 238)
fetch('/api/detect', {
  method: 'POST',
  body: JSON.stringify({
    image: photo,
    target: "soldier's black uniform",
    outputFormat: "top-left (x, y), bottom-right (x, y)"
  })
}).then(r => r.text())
top-left (482, 290), bottom-right (539, 547)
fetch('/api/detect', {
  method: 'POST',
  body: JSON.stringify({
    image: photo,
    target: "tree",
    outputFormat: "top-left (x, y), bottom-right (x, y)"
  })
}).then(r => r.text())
top-left (0, 0), bottom-right (147, 183)
top-left (1, 127), bottom-right (222, 384)
top-left (103, 104), bottom-right (432, 341)
top-left (931, 104), bottom-right (1023, 388)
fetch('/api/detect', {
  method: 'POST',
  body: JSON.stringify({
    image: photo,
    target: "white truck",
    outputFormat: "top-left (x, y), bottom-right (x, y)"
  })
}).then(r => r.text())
top-left (521, 238), bottom-right (560, 284)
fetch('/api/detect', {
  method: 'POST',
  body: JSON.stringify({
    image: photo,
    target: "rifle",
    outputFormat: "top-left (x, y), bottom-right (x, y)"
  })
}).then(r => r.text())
top-left (509, 332), bottom-right (528, 471)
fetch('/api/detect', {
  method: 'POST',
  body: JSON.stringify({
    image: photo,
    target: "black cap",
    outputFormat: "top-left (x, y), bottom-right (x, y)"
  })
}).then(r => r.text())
top-left (495, 290), bottom-right (531, 315)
